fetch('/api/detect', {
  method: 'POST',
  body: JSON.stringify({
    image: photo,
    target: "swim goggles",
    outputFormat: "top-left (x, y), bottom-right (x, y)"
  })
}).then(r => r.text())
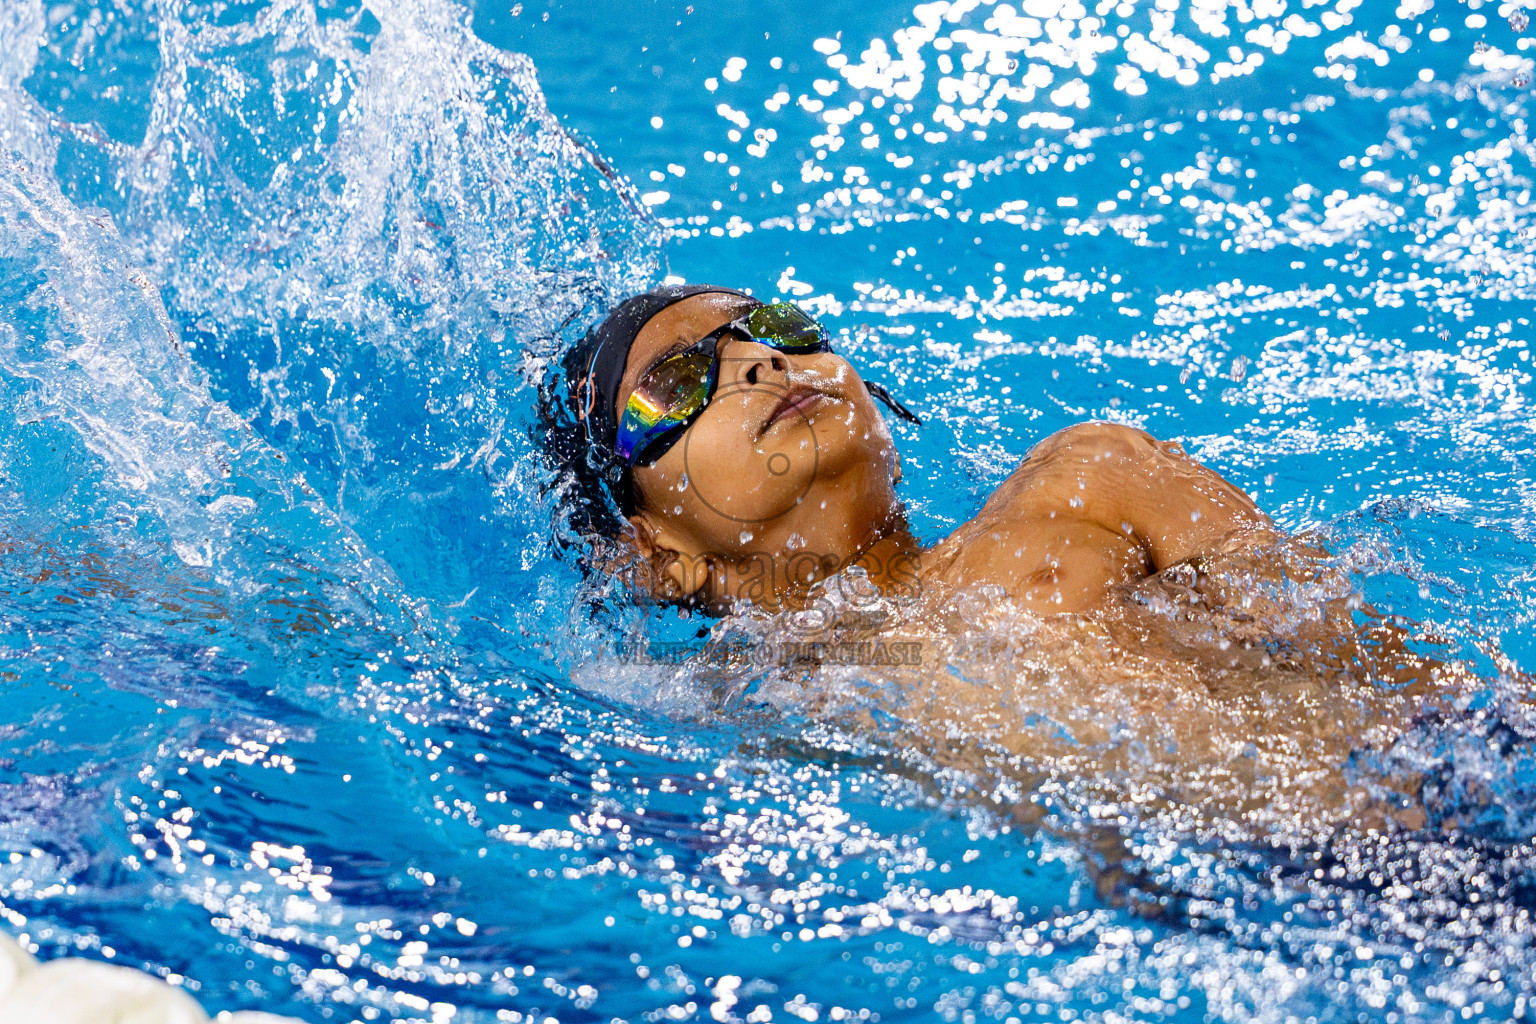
top-left (615, 302), bottom-right (833, 468)
top-left (614, 301), bottom-right (923, 470)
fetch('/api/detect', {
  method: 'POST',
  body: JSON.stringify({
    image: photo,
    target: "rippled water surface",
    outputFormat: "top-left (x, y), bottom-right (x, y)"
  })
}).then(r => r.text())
top-left (4, 0), bottom-right (1536, 1020)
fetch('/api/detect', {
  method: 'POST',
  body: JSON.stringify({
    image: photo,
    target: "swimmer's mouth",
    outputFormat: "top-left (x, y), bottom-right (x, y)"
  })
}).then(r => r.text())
top-left (763, 385), bottom-right (830, 433)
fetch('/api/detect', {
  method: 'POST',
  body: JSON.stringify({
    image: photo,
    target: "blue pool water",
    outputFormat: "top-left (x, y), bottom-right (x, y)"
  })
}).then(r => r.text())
top-left (4, 0), bottom-right (1536, 1020)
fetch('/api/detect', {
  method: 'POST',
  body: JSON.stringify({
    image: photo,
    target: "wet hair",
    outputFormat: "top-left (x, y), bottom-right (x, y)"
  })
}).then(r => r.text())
top-left (539, 344), bottom-right (626, 541)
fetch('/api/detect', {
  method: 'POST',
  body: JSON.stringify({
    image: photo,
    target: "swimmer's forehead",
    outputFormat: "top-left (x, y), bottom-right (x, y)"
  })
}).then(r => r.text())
top-left (614, 292), bottom-right (759, 420)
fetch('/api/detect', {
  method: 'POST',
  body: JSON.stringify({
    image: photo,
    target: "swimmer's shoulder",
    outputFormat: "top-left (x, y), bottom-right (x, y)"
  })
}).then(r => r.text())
top-left (1020, 420), bottom-right (1168, 467)
top-left (920, 422), bottom-right (1160, 606)
top-left (927, 422), bottom-right (1153, 558)
top-left (982, 421), bottom-right (1164, 512)
top-left (928, 422), bottom-right (1172, 556)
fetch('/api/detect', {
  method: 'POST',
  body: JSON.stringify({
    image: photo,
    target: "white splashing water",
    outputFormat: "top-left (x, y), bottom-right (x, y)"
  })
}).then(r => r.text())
top-left (7, 0), bottom-right (661, 624)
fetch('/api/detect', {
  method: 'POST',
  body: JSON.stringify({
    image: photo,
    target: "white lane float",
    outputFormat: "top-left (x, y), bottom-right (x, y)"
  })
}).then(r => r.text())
top-left (0, 933), bottom-right (304, 1024)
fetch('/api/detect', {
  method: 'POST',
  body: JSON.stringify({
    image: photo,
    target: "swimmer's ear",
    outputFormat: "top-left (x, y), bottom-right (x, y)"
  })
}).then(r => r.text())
top-left (623, 514), bottom-right (708, 603)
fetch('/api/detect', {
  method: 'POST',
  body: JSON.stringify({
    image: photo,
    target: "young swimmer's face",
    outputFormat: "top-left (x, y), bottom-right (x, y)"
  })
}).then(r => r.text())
top-left (616, 292), bottom-right (904, 608)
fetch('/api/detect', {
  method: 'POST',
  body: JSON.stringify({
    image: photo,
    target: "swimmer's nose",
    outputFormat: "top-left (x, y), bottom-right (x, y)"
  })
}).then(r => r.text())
top-left (722, 338), bottom-right (789, 388)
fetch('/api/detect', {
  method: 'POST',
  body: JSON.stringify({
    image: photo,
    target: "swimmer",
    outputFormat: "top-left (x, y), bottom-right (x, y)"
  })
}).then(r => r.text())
top-left (547, 283), bottom-right (1279, 615)
top-left (545, 283), bottom-right (1453, 839)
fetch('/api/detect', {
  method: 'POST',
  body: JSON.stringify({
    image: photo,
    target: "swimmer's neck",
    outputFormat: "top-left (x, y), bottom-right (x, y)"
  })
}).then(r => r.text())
top-left (845, 524), bottom-right (924, 597)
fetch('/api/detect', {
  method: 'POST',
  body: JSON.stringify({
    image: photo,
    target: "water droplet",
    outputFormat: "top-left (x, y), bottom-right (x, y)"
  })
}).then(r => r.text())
top-left (677, 472), bottom-right (688, 492)
top-left (739, 530), bottom-right (755, 545)
top-left (1512, 10), bottom-right (1530, 32)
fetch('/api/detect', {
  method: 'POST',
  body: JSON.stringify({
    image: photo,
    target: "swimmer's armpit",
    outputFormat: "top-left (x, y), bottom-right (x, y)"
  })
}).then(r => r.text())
top-left (1030, 422), bottom-right (1278, 570)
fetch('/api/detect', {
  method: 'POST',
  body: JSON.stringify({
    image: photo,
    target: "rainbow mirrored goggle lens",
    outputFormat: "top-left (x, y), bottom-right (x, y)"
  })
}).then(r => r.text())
top-left (614, 351), bottom-right (717, 468)
top-left (614, 302), bottom-right (831, 468)
top-left (734, 301), bottom-right (828, 353)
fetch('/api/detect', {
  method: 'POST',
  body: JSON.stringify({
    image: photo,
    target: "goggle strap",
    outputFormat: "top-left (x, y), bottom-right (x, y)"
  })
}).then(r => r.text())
top-left (865, 380), bottom-right (922, 425)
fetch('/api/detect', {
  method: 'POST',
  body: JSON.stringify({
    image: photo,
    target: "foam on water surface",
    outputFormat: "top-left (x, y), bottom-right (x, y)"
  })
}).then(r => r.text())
top-left (4, 0), bottom-right (1536, 1022)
